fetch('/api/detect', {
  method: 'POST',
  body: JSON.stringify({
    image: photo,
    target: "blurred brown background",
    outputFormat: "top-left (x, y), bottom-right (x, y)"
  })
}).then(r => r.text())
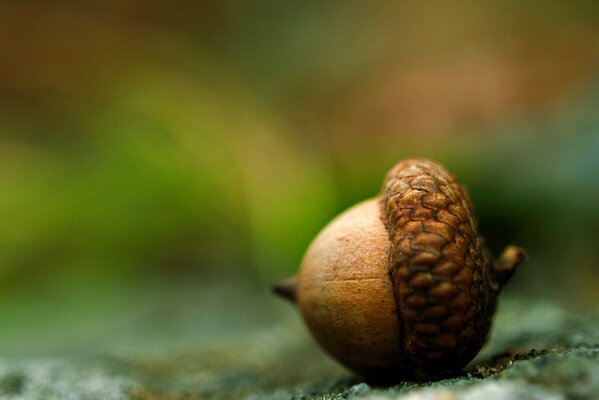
top-left (0, 1), bottom-right (598, 357)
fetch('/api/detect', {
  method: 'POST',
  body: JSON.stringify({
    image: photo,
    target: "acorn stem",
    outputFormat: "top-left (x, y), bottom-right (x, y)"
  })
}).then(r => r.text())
top-left (272, 276), bottom-right (298, 303)
top-left (492, 245), bottom-right (526, 289)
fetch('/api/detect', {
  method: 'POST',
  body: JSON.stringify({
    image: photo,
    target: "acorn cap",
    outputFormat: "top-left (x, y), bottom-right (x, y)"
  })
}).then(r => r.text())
top-left (380, 158), bottom-right (524, 377)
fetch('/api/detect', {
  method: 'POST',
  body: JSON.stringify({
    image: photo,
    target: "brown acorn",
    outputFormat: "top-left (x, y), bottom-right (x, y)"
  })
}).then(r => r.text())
top-left (273, 158), bottom-right (525, 382)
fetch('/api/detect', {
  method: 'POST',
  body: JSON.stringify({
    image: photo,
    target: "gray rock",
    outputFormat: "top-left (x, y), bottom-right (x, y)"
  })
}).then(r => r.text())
top-left (0, 360), bottom-right (136, 400)
top-left (1, 281), bottom-right (597, 399)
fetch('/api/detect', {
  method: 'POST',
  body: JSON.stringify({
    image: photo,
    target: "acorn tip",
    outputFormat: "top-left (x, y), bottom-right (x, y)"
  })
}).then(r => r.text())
top-left (272, 276), bottom-right (298, 303)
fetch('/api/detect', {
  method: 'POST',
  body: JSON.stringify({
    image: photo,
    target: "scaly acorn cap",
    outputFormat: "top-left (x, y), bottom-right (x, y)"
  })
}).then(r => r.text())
top-left (379, 158), bottom-right (525, 378)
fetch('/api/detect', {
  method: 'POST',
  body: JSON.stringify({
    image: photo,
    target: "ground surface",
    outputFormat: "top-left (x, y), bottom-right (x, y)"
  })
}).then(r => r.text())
top-left (0, 279), bottom-right (597, 400)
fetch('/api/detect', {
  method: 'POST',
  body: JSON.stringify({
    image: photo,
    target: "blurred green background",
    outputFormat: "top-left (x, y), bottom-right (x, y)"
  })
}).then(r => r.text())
top-left (0, 1), bottom-right (598, 357)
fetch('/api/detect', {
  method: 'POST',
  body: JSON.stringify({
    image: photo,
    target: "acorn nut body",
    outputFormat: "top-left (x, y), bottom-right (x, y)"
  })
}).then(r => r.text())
top-left (273, 158), bottom-right (525, 382)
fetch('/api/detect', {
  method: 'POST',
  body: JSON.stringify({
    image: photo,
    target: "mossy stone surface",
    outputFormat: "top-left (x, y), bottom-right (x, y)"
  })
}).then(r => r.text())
top-left (0, 281), bottom-right (597, 399)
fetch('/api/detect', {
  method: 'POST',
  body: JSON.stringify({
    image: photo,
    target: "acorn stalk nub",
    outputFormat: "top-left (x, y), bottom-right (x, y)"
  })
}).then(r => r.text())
top-left (492, 245), bottom-right (527, 290)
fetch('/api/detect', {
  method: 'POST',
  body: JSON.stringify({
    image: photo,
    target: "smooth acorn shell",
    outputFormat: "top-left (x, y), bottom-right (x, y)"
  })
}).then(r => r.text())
top-left (297, 199), bottom-right (406, 379)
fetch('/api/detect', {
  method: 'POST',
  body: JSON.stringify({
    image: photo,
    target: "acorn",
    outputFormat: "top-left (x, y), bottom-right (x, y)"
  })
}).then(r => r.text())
top-left (273, 158), bottom-right (525, 382)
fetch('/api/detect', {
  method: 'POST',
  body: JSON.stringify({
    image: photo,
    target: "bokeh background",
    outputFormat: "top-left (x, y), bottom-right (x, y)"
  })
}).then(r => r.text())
top-left (1, 0), bottom-right (598, 365)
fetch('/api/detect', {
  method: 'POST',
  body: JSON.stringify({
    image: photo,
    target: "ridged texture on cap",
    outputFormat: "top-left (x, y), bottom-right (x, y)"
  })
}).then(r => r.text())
top-left (380, 158), bottom-right (496, 378)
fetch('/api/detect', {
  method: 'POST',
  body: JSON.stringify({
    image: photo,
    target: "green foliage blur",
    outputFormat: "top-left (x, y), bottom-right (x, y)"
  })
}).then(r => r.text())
top-left (0, 1), bottom-right (598, 350)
